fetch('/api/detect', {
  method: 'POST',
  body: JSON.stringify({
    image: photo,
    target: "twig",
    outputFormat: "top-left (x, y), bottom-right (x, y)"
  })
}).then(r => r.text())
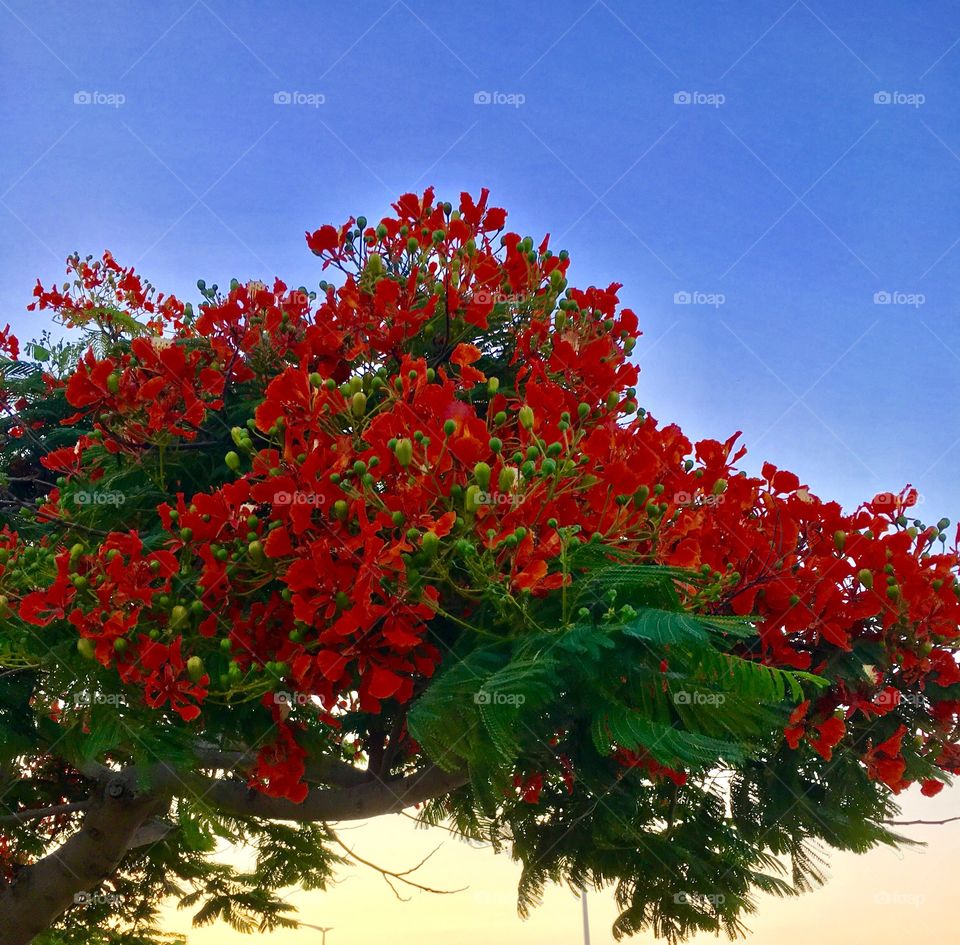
top-left (331, 834), bottom-right (466, 895)
top-left (886, 816), bottom-right (960, 826)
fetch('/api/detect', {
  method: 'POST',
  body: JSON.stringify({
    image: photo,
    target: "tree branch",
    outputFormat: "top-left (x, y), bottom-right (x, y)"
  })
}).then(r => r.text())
top-left (184, 764), bottom-right (468, 823)
top-left (886, 816), bottom-right (960, 826)
top-left (0, 801), bottom-right (88, 827)
top-left (0, 769), bottom-right (170, 945)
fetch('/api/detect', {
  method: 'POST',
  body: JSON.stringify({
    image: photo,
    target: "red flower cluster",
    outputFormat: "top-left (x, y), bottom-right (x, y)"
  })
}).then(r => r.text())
top-left (7, 188), bottom-right (960, 802)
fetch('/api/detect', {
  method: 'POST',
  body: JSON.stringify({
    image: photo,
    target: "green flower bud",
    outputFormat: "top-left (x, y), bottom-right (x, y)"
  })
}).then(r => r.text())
top-left (474, 462), bottom-right (491, 490)
top-left (187, 656), bottom-right (205, 683)
top-left (498, 466), bottom-right (517, 493)
top-left (834, 530), bottom-right (846, 552)
top-left (225, 451), bottom-right (241, 471)
top-left (858, 569), bottom-right (874, 589)
top-left (421, 531), bottom-right (440, 557)
top-left (518, 405), bottom-right (535, 430)
top-left (395, 438), bottom-right (414, 467)
top-left (77, 638), bottom-right (96, 660)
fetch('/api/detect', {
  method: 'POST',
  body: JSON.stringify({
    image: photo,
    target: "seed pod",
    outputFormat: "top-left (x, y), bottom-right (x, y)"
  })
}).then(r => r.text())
top-left (474, 461), bottom-right (491, 490)
top-left (187, 656), bottom-right (205, 683)
top-left (395, 438), bottom-right (414, 467)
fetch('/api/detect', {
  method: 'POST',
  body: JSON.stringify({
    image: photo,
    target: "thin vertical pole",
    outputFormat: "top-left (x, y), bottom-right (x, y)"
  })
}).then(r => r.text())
top-left (580, 885), bottom-right (591, 945)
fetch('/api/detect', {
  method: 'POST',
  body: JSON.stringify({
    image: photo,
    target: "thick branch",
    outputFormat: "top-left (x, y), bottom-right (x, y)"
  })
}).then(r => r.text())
top-left (0, 771), bottom-right (169, 945)
top-left (0, 801), bottom-right (88, 827)
top-left (186, 764), bottom-right (468, 823)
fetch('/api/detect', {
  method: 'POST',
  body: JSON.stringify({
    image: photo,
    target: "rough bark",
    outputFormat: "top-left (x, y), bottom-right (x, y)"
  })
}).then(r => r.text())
top-left (0, 771), bottom-right (168, 945)
top-left (0, 763), bottom-right (468, 943)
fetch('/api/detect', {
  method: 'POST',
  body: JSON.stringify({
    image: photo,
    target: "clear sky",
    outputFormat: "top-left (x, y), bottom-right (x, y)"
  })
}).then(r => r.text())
top-left (2, 1), bottom-right (959, 942)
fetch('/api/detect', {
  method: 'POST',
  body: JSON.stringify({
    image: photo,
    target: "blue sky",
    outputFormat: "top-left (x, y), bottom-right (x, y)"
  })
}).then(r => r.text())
top-left (3, 1), bottom-right (960, 526)
top-left (3, 4), bottom-right (960, 942)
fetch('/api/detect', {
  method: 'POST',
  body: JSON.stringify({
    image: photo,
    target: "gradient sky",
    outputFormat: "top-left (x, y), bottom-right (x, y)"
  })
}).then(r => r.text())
top-left (2, 2), bottom-right (959, 942)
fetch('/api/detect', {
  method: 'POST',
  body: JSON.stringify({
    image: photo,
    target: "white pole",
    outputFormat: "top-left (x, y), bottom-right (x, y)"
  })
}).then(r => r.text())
top-left (580, 885), bottom-right (591, 945)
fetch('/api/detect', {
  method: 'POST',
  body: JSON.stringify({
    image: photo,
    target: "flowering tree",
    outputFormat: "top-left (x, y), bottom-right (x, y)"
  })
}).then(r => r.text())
top-left (0, 189), bottom-right (957, 945)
